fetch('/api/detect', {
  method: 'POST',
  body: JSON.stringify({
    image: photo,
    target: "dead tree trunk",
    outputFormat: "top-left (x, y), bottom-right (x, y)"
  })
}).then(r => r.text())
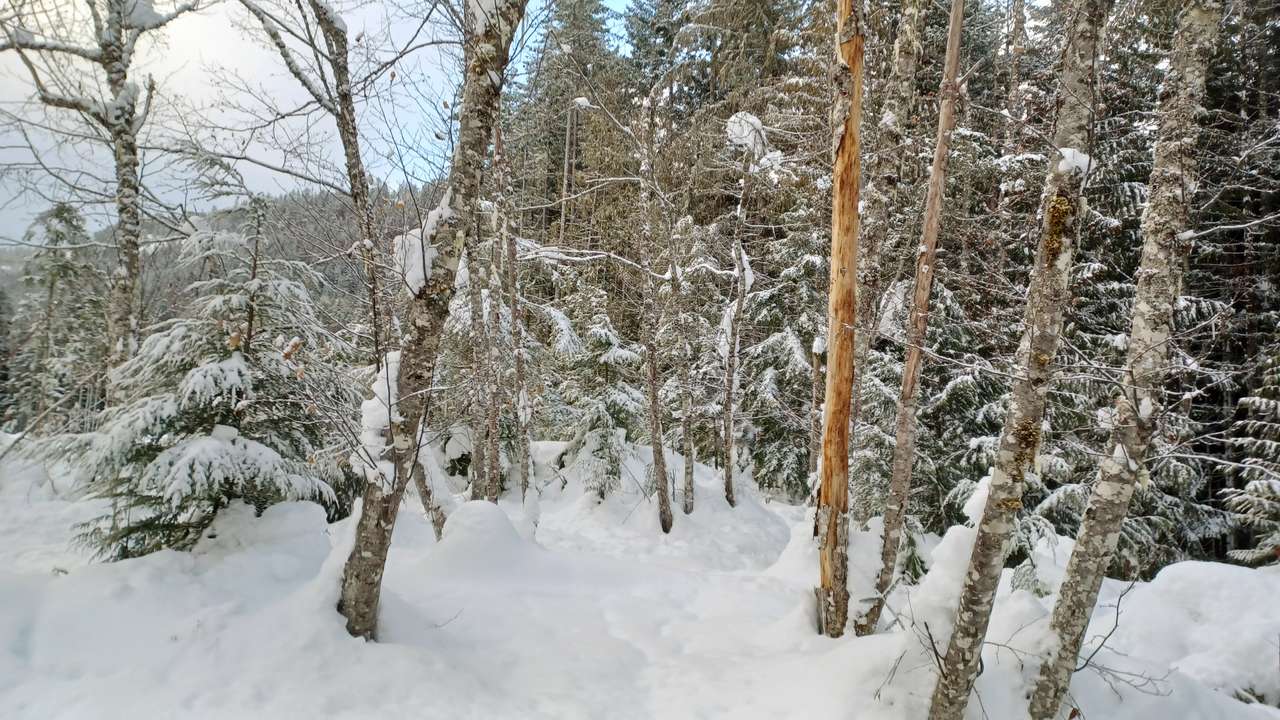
top-left (928, 1), bottom-right (1112, 715)
top-left (338, 0), bottom-right (528, 640)
top-left (1027, 3), bottom-right (1221, 717)
top-left (815, 0), bottom-right (866, 639)
top-left (857, 0), bottom-right (965, 637)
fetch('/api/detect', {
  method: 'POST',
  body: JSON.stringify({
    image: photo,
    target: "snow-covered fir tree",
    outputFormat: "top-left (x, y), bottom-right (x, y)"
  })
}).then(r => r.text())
top-left (37, 209), bottom-right (361, 558)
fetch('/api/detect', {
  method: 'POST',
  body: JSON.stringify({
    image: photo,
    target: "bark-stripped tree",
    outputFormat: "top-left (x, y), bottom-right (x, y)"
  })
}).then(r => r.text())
top-left (1, 0), bottom-right (199, 391)
top-left (338, 0), bottom-right (528, 640)
top-left (927, 1), bottom-right (1113, 715)
top-left (814, 0), bottom-right (866, 639)
top-left (1027, 3), bottom-right (1222, 716)
top-left (857, 0), bottom-right (965, 638)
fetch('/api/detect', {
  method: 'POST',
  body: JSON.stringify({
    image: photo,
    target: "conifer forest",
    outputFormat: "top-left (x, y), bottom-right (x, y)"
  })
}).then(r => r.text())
top-left (0, 0), bottom-right (1278, 718)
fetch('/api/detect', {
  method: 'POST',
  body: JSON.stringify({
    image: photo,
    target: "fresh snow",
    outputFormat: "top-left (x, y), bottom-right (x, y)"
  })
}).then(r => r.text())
top-left (1057, 147), bottom-right (1094, 176)
top-left (1, 437), bottom-right (1278, 719)
top-left (726, 111), bottom-right (768, 159)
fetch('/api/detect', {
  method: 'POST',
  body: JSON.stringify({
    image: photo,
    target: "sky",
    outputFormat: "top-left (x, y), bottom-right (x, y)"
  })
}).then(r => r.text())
top-left (0, 0), bottom-right (633, 245)
top-left (0, 0), bottom-right (456, 242)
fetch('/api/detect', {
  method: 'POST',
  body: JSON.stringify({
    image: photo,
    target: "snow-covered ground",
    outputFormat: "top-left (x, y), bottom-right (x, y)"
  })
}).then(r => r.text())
top-left (1, 443), bottom-right (1278, 719)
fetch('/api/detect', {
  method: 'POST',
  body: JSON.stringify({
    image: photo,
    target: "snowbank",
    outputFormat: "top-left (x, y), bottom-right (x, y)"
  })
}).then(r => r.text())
top-left (1, 445), bottom-right (1277, 719)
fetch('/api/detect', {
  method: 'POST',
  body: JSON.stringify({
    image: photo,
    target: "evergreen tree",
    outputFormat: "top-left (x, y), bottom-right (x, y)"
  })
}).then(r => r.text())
top-left (1225, 335), bottom-right (1280, 565)
top-left (3, 204), bottom-right (109, 432)
top-left (40, 213), bottom-right (360, 558)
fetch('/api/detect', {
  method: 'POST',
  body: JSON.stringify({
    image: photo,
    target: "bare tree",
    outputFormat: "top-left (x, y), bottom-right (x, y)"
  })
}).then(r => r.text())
top-left (1027, 3), bottom-right (1223, 716)
top-left (814, 0), bottom-right (866, 639)
top-left (338, 0), bottom-right (528, 640)
top-left (857, 0), bottom-right (965, 638)
top-left (928, 1), bottom-right (1113, 716)
top-left (1, 0), bottom-right (200, 391)
top-left (848, 0), bottom-right (925, 473)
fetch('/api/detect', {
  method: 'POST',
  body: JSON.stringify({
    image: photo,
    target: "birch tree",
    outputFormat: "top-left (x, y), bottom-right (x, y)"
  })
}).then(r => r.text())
top-left (1, 0), bottom-right (200, 389)
top-left (1027, 3), bottom-right (1222, 716)
top-left (338, 0), bottom-right (528, 640)
top-left (857, 0), bottom-right (965, 638)
top-left (814, 0), bottom-right (865, 639)
top-left (928, 1), bottom-right (1113, 715)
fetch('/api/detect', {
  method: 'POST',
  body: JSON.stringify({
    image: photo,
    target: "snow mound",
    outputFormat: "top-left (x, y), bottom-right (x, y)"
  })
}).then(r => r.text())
top-left (1110, 561), bottom-right (1280, 704)
top-left (441, 499), bottom-right (523, 547)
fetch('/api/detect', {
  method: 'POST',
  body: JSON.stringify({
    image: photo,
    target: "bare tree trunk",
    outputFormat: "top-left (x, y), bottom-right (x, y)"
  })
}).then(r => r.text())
top-left (928, 0), bottom-right (1111, 714)
top-left (308, 0), bottom-right (387, 373)
top-left (848, 0), bottom-right (925, 463)
top-left (722, 237), bottom-right (746, 509)
top-left (338, 0), bottom-right (528, 640)
top-left (467, 260), bottom-right (490, 500)
top-left (681, 353), bottom-right (696, 514)
top-left (557, 103), bottom-right (576, 248)
top-left (1027, 4), bottom-right (1221, 717)
top-left (815, 0), bottom-right (866, 639)
top-left (1003, 0), bottom-right (1028, 154)
top-left (809, 345), bottom-right (823, 479)
top-left (857, 0), bottom-right (965, 638)
top-left (645, 335), bottom-right (674, 533)
top-left (496, 128), bottom-right (532, 510)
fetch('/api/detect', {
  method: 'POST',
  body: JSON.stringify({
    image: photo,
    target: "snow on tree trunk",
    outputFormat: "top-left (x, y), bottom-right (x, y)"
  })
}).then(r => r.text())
top-left (338, 0), bottom-right (528, 640)
top-left (1027, 4), bottom-right (1222, 717)
top-left (928, 1), bottom-right (1112, 715)
top-left (815, 0), bottom-right (866, 639)
top-left (857, 0), bottom-right (965, 638)
top-left (848, 0), bottom-right (925, 483)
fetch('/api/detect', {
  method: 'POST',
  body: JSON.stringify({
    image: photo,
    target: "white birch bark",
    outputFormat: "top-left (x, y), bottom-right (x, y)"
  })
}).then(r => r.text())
top-left (1027, 4), bottom-right (1221, 716)
top-left (338, 0), bottom-right (528, 640)
top-left (928, 2), bottom-right (1113, 715)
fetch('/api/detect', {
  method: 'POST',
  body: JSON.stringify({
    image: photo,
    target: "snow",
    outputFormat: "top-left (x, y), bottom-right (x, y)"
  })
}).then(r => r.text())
top-left (1057, 147), bottom-right (1094, 176)
top-left (726, 111), bottom-right (768, 159)
top-left (126, 0), bottom-right (165, 27)
top-left (2, 439), bottom-right (1278, 720)
top-left (468, 0), bottom-right (499, 33)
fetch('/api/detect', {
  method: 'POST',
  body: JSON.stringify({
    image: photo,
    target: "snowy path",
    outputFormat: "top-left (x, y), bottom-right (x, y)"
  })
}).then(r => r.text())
top-left (2, 452), bottom-right (1278, 720)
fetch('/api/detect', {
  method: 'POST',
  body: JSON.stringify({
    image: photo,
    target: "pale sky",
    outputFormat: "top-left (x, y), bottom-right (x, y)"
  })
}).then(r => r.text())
top-left (0, 0), bottom-right (630, 243)
top-left (0, 0), bottom-right (459, 240)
